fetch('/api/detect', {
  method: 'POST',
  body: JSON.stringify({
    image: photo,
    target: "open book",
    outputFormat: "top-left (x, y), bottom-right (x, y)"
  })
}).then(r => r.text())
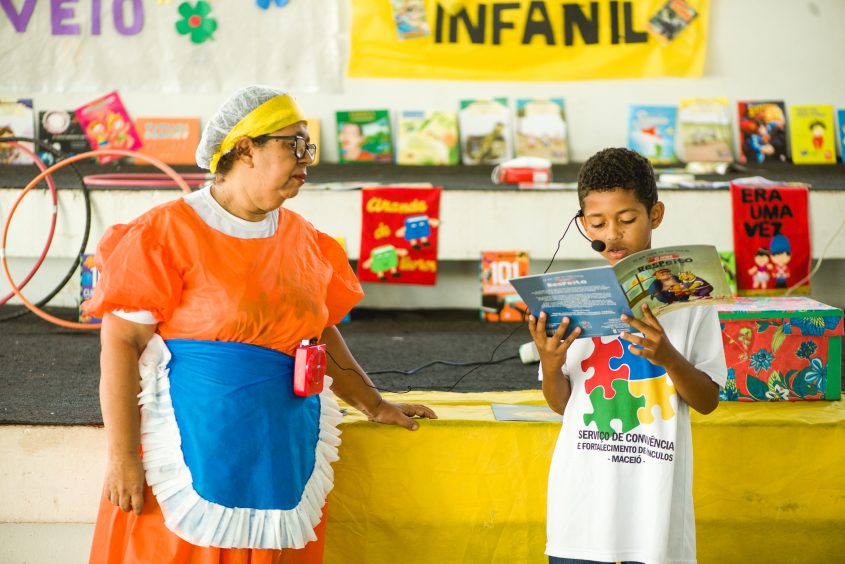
top-left (509, 245), bottom-right (734, 338)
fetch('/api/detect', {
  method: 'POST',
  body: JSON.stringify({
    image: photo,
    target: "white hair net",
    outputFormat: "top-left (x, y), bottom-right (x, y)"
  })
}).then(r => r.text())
top-left (196, 85), bottom-right (287, 170)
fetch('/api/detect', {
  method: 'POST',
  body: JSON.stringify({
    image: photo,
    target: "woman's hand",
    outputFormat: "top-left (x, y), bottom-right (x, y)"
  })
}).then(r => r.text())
top-left (103, 453), bottom-right (145, 515)
top-left (367, 399), bottom-right (438, 431)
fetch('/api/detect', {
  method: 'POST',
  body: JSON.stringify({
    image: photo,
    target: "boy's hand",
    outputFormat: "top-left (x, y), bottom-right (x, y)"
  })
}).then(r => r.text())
top-left (528, 312), bottom-right (581, 373)
top-left (620, 303), bottom-right (684, 370)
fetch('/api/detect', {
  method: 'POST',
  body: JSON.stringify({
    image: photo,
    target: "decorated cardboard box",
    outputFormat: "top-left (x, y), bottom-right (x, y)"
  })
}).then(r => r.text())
top-left (717, 297), bottom-right (843, 401)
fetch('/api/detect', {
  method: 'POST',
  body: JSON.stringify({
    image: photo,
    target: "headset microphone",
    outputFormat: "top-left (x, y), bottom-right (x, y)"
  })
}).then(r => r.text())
top-left (574, 210), bottom-right (606, 252)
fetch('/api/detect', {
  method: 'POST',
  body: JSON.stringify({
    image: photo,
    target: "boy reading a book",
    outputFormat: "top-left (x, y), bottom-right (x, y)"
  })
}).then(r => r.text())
top-left (528, 147), bottom-right (727, 564)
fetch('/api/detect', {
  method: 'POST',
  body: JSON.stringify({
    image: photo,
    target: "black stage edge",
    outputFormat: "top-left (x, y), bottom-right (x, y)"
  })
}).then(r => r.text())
top-left (1, 162), bottom-right (844, 190)
top-left (0, 307), bottom-right (541, 426)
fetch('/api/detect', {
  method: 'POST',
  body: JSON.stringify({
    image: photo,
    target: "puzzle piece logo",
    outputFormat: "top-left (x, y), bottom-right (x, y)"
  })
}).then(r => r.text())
top-left (583, 337), bottom-right (677, 433)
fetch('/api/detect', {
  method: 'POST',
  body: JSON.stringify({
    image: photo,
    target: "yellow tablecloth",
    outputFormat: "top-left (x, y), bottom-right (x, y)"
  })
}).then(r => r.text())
top-left (326, 392), bottom-right (845, 564)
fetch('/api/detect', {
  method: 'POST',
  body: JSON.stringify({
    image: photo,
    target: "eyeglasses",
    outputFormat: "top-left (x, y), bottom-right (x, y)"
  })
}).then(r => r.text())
top-left (261, 135), bottom-right (317, 161)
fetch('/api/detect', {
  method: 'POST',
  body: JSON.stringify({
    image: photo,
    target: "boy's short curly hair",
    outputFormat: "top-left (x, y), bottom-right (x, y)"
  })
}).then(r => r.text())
top-left (577, 148), bottom-right (658, 210)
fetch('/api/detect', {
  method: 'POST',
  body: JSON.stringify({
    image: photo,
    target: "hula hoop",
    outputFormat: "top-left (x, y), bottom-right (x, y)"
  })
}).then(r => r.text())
top-left (83, 173), bottom-right (210, 188)
top-left (1, 148), bottom-right (192, 330)
top-left (0, 142), bottom-right (59, 306)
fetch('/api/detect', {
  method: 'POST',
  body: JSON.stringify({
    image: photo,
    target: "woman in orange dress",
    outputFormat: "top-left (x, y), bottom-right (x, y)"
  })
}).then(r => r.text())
top-left (85, 86), bottom-right (437, 564)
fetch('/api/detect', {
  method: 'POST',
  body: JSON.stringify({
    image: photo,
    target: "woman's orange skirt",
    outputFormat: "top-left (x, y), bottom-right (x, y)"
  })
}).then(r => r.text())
top-left (89, 485), bottom-right (327, 564)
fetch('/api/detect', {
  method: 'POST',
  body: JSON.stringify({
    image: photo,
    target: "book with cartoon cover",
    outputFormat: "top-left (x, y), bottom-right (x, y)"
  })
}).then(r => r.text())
top-left (627, 105), bottom-right (678, 164)
top-left (458, 98), bottom-right (512, 165)
top-left (789, 104), bottom-right (836, 164)
top-left (515, 98), bottom-right (569, 164)
top-left (336, 110), bottom-right (393, 163)
top-left (509, 245), bottom-right (734, 338)
top-left (75, 91), bottom-right (142, 164)
top-left (647, 0), bottom-right (698, 44)
top-left (678, 97), bottom-right (733, 162)
top-left (737, 100), bottom-right (788, 164)
top-left (396, 110), bottom-right (459, 165)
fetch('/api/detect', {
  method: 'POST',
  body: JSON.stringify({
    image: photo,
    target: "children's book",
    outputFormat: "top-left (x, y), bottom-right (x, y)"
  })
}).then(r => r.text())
top-left (509, 245), bottom-right (734, 338)
top-left (390, 0), bottom-right (429, 39)
top-left (75, 91), bottom-right (142, 164)
top-left (37, 110), bottom-right (90, 165)
top-left (134, 117), bottom-right (200, 165)
top-left (789, 105), bottom-right (836, 164)
top-left (336, 110), bottom-right (393, 163)
top-left (515, 98), bottom-right (569, 164)
top-left (678, 97), bottom-right (733, 163)
top-left (0, 98), bottom-right (35, 165)
top-left (837, 109), bottom-right (845, 162)
top-left (736, 101), bottom-right (788, 164)
top-left (307, 117), bottom-right (321, 165)
top-left (627, 105), bottom-right (677, 165)
top-left (396, 110), bottom-right (459, 165)
top-left (647, 0), bottom-right (698, 44)
top-left (481, 251), bottom-right (529, 322)
top-left (458, 98), bottom-right (512, 165)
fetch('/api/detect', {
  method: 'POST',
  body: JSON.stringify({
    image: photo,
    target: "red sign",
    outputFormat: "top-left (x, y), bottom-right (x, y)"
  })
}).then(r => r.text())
top-left (358, 187), bottom-right (441, 285)
top-left (730, 183), bottom-right (810, 295)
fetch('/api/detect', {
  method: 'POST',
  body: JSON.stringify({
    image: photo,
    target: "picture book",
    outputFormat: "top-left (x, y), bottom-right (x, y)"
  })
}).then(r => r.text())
top-left (491, 404), bottom-right (561, 422)
top-left (837, 109), bottom-right (845, 161)
top-left (307, 117), bottom-right (321, 165)
top-left (730, 181), bottom-right (811, 296)
top-left (134, 117), bottom-right (200, 165)
top-left (390, 0), bottom-right (429, 40)
top-left (37, 110), bottom-right (90, 165)
top-left (678, 97), bottom-right (733, 162)
top-left (458, 98), bottom-right (512, 165)
top-left (789, 105), bottom-right (836, 164)
top-left (509, 245), bottom-right (734, 338)
top-left (0, 98), bottom-right (35, 165)
top-left (627, 105), bottom-right (677, 165)
top-left (515, 98), bottom-right (569, 164)
top-left (480, 251), bottom-right (530, 322)
top-left (396, 110), bottom-right (459, 165)
top-left (75, 91), bottom-right (142, 164)
top-left (647, 0), bottom-right (698, 44)
top-left (336, 110), bottom-right (393, 163)
top-left (736, 101), bottom-right (788, 164)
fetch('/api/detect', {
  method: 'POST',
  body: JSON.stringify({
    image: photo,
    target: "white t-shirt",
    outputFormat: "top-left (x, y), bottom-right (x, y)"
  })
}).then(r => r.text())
top-left (544, 306), bottom-right (727, 564)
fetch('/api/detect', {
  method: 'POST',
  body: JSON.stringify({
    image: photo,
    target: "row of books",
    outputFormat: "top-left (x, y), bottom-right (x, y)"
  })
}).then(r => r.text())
top-left (629, 99), bottom-right (845, 166)
top-left (2, 94), bottom-right (844, 168)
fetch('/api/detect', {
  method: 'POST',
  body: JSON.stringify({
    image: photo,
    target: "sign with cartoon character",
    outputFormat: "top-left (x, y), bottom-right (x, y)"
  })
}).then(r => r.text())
top-left (358, 187), bottom-right (441, 285)
top-left (730, 182), bottom-right (810, 296)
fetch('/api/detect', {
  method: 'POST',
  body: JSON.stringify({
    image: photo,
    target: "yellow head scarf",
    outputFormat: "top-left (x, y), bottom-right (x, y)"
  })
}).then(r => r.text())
top-left (205, 92), bottom-right (306, 173)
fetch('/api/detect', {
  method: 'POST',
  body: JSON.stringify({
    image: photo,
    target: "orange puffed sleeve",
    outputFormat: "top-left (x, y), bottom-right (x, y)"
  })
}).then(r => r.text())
top-left (83, 222), bottom-right (183, 323)
top-left (316, 232), bottom-right (364, 326)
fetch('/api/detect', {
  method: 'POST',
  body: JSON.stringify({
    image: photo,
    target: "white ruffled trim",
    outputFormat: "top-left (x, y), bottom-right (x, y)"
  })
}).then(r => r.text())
top-left (136, 334), bottom-right (342, 549)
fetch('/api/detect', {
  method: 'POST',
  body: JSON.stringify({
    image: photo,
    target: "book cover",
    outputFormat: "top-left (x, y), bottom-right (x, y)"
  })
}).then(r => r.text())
top-left (396, 110), bottom-right (459, 165)
top-left (515, 98), bottom-right (569, 164)
top-left (627, 105), bottom-right (677, 165)
top-left (678, 97), bottom-right (733, 162)
top-left (134, 117), bottom-right (200, 165)
top-left (789, 105), bottom-right (836, 164)
top-left (307, 117), bottom-right (321, 165)
top-left (458, 98), bottom-right (512, 165)
top-left (837, 108), bottom-right (845, 162)
top-left (75, 91), bottom-right (142, 164)
top-left (390, 0), bottom-right (429, 39)
top-left (490, 404), bottom-right (560, 422)
top-left (0, 98), bottom-right (35, 165)
top-left (78, 254), bottom-right (102, 324)
top-left (647, 0), bottom-right (698, 44)
top-left (737, 101), bottom-right (788, 164)
top-left (510, 245), bottom-right (734, 338)
top-left (37, 110), bottom-right (90, 165)
top-left (730, 181), bottom-right (811, 296)
top-left (336, 110), bottom-right (393, 163)
top-left (480, 251), bottom-right (529, 322)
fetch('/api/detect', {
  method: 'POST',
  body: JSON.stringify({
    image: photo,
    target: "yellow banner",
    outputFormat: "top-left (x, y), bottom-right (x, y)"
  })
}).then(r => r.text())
top-left (349, 0), bottom-right (709, 81)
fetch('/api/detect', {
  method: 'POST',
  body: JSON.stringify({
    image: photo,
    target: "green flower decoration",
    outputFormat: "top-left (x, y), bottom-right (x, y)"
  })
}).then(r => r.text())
top-left (176, 1), bottom-right (217, 44)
